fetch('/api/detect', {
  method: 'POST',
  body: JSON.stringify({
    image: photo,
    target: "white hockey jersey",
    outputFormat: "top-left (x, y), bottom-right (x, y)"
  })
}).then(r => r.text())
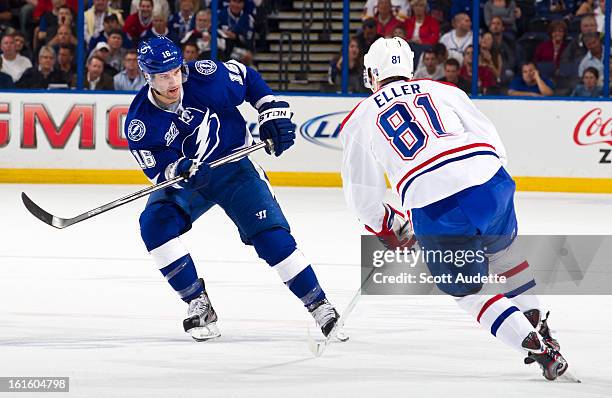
top-left (340, 78), bottom-right (507, 232)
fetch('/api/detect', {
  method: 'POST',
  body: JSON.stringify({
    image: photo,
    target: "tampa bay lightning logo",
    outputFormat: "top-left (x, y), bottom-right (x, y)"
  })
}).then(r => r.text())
top-left (181, 107), bottom-right (221, 162)
top-left (195, 60), bottom-right (217, 75)
top-left (127, 119), bottom-right (146, 141)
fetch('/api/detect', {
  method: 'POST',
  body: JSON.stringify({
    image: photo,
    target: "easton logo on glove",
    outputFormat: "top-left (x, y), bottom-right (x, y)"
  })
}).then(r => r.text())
top-left (258, 108), bottom-right (290, 123)
top-left (257, 101), bottom-right (296, 157)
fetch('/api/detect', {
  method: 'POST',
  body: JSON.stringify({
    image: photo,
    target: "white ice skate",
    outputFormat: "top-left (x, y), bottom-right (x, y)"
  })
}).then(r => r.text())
top-left (182, 281), bottom-right (220, 341)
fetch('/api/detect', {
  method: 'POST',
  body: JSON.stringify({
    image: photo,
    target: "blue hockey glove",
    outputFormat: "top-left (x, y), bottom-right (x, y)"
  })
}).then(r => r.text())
top-left (258, 101), bottom-right (296, 157)
top-left (167, 158), bottom-right (211, 190)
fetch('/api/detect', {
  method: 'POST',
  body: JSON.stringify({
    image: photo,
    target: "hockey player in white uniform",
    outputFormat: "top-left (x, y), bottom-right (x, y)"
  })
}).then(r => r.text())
top-left (340, 37), bottom-right (568, 380)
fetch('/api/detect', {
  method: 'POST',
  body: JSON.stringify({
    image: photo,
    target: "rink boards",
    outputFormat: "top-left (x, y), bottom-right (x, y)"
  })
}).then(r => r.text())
top-left (0, 92), bottom-right (611, 193)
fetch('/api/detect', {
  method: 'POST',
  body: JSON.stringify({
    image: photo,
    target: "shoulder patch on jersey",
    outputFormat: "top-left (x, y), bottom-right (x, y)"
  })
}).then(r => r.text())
top-left (195, 60), bottom-right (217, 75)
top-left (127, 119), bottom-right (146, 142)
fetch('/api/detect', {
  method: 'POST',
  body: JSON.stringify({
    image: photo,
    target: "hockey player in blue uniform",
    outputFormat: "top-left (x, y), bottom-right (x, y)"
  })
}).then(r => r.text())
top-left (126, 36), bottom-right (339, 341)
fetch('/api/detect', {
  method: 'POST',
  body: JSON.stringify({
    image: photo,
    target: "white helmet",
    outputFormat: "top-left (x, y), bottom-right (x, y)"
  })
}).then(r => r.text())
top-left (363, 37), bottom-right (414, 91)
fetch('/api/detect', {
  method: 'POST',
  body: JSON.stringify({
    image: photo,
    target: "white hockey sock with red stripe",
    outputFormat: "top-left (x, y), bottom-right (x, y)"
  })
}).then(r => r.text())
top-left (456, 293), bottom-right (543, 354)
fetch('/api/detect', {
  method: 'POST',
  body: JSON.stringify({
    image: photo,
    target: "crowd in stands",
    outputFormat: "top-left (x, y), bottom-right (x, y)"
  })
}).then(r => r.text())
top-left (0, 0), bottom-right (264, 90)
top-left (329, 0), bottom-right (612, 97)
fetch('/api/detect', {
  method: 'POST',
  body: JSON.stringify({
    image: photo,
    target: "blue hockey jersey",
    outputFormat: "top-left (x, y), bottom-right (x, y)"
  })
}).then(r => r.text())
top-left (125, 59), bottom-right (274, 183)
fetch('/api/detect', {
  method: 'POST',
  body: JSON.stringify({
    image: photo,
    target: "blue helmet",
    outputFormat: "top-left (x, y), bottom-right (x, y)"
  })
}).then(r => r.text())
top-left (137, 36), bottom-right (183, 75)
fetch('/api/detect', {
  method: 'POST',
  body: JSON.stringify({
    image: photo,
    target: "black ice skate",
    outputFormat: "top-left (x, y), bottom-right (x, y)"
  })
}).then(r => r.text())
top-left (308, 298), bottom-right (340, 337)
top-left (182, 280), bottom-right (220, 341)
top-left (522, 331), bottom-right (568, 381)
top-left (524, 310), bottom-right (560, 365)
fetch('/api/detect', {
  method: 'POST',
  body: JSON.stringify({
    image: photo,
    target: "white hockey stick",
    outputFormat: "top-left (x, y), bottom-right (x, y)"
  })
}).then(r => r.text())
top-left (307, 266), bottom-right (376, 357)
top-left (307, 222), bottom-right (414, 357)
top-left (22, 140), bottom-right (272, 229)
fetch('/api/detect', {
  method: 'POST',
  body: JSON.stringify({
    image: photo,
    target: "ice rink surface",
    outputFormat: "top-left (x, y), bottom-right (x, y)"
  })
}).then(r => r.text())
top-left (1, 184), bottom-right (611, 397)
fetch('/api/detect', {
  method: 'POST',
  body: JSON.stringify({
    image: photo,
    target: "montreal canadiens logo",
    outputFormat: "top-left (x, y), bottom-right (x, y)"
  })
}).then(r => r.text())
top-left (195, 60), bottom-right (217, 75)
top-left (128, 119), bottom-right (146, 141)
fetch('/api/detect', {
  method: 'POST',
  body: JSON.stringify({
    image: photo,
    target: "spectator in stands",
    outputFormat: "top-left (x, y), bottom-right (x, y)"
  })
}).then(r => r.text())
top-left (170, 0), bottom-right (195, 40)
top-left (363, 0), bottom-right (410, 21)
top-left (37, 0), bottom-right (67, 45)
top-left (143, 11), bottom-right (179, 43)
top-left (0, 0), bottom-right (13, 29)
top-left (90, 42), bottom-right (119, 77)
top-left (535, 0), bottom-right (568, 17)
top-left (413, 48), bottom-right (444, 79)
top-left (0, 57), bottom-right (15, 88)
top-left (17, 45), bottom-right (67, 88)
top-left (392, 24), bottom-right (407, 40)
top-left (439, 12), bottom-right (472, 64)
top-left (533, 20), bottom-right (567, 70)
top-left (578, 32), bottom-right (604, 83)
top-left (13, 31), bottom-right (33, 60)
top-left (356, 18), bottom-right (382, 54)
top-left (89, 14), bottom-right (132, 54)
top-left (113, 50), bottom-right (145, 90)
top-left (182, 42), bottom-right (199, 62)
top-left (488, 16), bottom-right (517, 81)
top-left (130, 0), bottom-right (169, 18)
top-left (55, 43), bottom-right (75, 76)
top-left (1, 34), bottom-right (32, 82)
top-left (460, 45), bottom-right (497, 94)
top-left (123, 0), bottom-right (153, 42)
top-left (484, 0), bottom-right (518, 31)
top-left (508, 62), bottom-right (554, 96)
top-left (374, 0), bottom-right (403, 37)
top-left (560, 13), bottom-right (598, 64)
top-left (594, 0), bottom-right (611, 42)
top-left (480, 31), bottom-right (503, 82)
top-left (74, 55), bottom-right (114, 90)
top-left (106, 29), bottom-right (126, 72)
top-left (218, 0), bottom-right (255, 50)
top-left (576, 0), bottom-right (595, 16)
top-left (84, 0), bottom-right (124, 42)
top-left (329, 36), bottom-right (367, 93)
top-left (571, 66), bottom-right (602, 97)
top-left (404, 0), bottom-right (440, 46)
top-left (438, 58), bottom-right (469, 93)
top-left (182, 9), bottom-right (227, 60)
top-left (48, 24), bottom-right (77, 51)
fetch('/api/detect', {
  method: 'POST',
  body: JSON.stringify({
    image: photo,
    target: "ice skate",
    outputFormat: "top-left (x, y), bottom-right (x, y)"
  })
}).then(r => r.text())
top-left (524, 310), bottom-right (560, 365)
top-left (308, 298), bottom-right (342, 338)
top-left (522, 331), bottom-right (568, 380)
top-left (182, 280), bottom-right (220, 341)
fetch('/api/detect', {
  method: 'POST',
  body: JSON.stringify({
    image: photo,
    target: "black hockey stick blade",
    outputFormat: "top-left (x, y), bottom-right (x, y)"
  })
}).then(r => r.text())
top-left (21, 192), bottom-right (69, 229)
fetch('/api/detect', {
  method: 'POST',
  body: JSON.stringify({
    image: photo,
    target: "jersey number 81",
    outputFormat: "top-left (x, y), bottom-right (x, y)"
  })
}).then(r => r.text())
top-left (376, 94), bottom-right (450, 160)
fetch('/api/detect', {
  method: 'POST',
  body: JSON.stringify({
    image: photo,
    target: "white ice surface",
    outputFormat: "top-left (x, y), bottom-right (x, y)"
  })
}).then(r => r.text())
top-left (1, 185), bottom-right (611, 397)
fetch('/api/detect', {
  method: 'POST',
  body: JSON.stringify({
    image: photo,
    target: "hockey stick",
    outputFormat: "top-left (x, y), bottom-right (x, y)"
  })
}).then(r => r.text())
top-left (307, 222), bottom-right (414, 357)
top-left (307, 265), bottom-right (376, 357)
top-left (21, 139), bottom-right (273, 229)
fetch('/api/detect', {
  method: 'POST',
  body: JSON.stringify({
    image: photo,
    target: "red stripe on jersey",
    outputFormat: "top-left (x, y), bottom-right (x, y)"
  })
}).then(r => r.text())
top-left (395, 142), bottom-right (497, 192)
top-left (477, 294), bottom-right (504, 323)
top-left (499, 261), bottom-right (530, 279)
top-left (340, 99), bottom-right (366, 132)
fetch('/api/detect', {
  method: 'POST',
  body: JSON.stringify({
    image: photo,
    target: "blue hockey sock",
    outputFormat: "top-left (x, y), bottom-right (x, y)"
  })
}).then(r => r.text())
top-left (159, 254), bottom-right (203, 302)
top-left (285, 265), bottom-right (326, 307)
top-left (252, 228), bottom-right (326, 307)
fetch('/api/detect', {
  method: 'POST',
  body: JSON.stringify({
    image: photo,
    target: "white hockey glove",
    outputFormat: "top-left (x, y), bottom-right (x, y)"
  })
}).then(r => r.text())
top-left (366, 203), bottom-right (416, 250)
